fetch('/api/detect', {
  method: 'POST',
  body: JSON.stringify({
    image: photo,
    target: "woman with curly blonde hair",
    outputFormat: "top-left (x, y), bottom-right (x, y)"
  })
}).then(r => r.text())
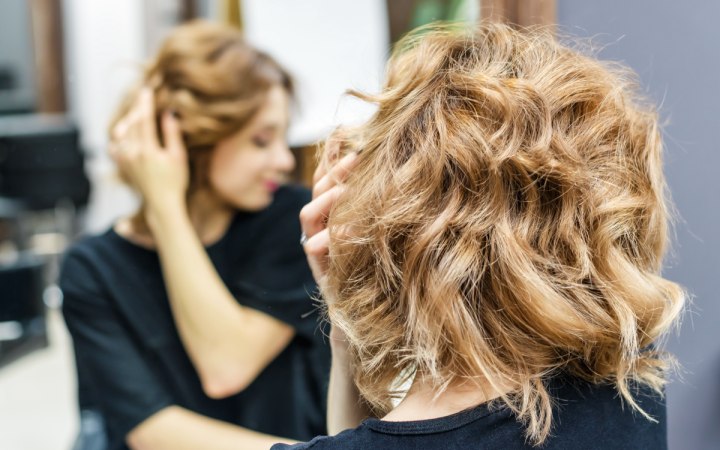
top-left (60, 21), bottom-right (329, 450)
top-left (281, 22), bottom-right (684, 449)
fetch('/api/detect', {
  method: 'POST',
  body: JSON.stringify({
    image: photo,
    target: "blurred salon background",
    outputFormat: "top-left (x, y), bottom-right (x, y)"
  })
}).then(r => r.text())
top-left (0, 1), bottom-right (716, 449)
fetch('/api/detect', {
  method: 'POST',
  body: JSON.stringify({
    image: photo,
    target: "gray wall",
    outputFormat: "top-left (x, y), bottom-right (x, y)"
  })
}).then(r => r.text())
top-left (557, 1), bottom-right (720, 449)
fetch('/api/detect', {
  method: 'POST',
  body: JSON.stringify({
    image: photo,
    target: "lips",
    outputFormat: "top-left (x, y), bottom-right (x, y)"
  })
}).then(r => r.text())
top-left (264, 180), bottom-right (280, 192)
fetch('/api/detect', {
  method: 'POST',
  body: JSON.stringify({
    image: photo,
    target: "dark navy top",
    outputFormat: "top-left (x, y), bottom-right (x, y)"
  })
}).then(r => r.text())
top-left (60, 185), bottom-right (329, 450)
top-left (272, 376), bottom-right (666, 449)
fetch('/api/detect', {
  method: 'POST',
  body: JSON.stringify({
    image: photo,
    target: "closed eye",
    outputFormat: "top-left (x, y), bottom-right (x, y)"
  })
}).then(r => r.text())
top-left (252, 136), bottom-right (271, 148)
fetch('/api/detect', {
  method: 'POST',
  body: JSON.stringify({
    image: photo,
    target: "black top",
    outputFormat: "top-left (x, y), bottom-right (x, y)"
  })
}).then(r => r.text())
top-left (60, 186), bottom-right (330, 450)
top-left (272, 377), bottom-right (666, 450)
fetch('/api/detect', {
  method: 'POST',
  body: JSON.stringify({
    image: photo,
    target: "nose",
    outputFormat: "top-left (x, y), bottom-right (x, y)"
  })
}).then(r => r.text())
top-left (273, 142), bottom-right (296, 173)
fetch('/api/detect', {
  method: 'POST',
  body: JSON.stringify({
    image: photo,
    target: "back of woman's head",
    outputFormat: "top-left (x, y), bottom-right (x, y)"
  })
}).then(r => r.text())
top-left (325, 22), bottom-right (684, 445)
top-left (110, 19), bottom-right (292, 189)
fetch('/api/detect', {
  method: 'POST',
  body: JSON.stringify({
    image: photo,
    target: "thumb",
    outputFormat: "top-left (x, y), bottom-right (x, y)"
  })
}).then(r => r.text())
top-left (162, 111), bottom-right (186, 158)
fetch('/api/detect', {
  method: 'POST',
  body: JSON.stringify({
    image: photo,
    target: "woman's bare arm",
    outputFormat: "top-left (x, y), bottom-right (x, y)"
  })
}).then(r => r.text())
top-left (148, 199), bottom-right (295, 397)
top-left (325, 328), bottom-right (373, 434)
top-left (299, 146), bottom-right (372, 434)
top-left (127, 406), bottom-right (296, 450)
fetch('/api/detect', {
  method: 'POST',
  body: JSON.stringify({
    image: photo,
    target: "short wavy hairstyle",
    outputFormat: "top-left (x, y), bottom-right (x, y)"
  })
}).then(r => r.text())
top-left (109, 19), bottom-right (292, 192)
top-left (324, 22), bottom-right (684, 445)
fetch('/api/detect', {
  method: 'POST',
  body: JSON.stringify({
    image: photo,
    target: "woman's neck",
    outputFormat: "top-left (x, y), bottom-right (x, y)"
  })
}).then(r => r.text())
top-left (117, 188), bottom-right (234, 248)
top-left (382, 373), bottom-right (512, 422)
top-left (185, 188), bottom-right (235, 243)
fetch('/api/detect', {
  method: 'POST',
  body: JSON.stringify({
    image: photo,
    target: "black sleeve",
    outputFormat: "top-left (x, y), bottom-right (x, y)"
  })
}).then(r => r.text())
top-left (229, 187), bottom-right (322, 340)
top-left (60, 247), bottom-right (174, 441)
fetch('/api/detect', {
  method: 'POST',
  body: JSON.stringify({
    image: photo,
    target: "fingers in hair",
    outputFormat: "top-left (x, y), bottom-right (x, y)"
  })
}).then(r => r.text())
top-left (312, 152), bottom-right (358, 200)
top-left (300, 185), bottom-right (345, 239)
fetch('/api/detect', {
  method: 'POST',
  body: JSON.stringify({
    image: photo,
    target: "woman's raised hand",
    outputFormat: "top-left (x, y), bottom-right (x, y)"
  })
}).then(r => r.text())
top-left (110, 88), bottom-right (189, 210)
top-left (299, 135), bottom-right (358, 291)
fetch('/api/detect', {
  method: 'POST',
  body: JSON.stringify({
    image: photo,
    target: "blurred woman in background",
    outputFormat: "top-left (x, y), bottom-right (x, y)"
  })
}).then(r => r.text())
top-left (60, 20), bottom-right (328, 450)
top-left (282, 23), bottom-right (684, 449)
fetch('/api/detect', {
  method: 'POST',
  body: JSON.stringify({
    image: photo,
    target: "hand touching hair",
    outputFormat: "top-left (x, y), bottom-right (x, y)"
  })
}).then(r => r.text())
top-left (109, 19), bottom-right (292, 193)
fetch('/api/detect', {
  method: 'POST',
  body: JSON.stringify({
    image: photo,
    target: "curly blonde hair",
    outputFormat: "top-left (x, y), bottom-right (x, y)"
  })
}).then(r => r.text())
top-left (109, 19), bottom-right (292, 191)
top-left (324, 23), bottom-right (684, 445)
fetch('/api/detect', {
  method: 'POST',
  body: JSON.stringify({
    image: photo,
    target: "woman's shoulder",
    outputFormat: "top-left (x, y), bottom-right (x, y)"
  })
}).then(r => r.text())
top-left (551, 375), bottom-right (666, 412)
top-left (62, 228), bottom-right (124, 271)
top-left (270, 425), bottom-right (374, 450)
top-left (227, 184), bottom-right (309, 247)
top-left (264, 184), bottom-right (311, 217)
top-left (60, 227), bottom-right (137, 296)
top-left (542, 376), bottom-right (667, 449)
top-left (59, 236), bottom-right (113, 312)
top-left (270, 407), bottom-right (514, 450)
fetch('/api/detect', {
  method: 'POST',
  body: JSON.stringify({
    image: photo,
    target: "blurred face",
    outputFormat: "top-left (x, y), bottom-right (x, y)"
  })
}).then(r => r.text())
top-left (207, 85), bottom-right (294, 211)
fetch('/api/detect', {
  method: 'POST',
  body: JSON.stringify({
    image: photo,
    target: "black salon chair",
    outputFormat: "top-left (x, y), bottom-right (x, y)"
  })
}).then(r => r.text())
top-left (0, 114), bottom-right (91, 366)
top-left (0, 255), bottom-right (47, 368)
top-left (0, 114), bottom-right (90, 210)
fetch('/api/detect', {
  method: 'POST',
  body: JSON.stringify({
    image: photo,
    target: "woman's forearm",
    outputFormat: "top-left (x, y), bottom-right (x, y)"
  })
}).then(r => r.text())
top-left (147, 201), bottom-right (294, 397)
top-left (327, 343), bottom-right (372, 434)
top-left (127, 406), bottom-right (296, 450)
